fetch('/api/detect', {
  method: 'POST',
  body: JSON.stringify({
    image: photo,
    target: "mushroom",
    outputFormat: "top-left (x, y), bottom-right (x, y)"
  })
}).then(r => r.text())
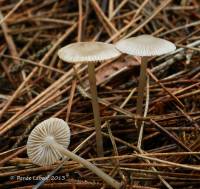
top-left (115, 35), bottom-right (176, 128)
top-left (58, 42), bottom-right (121, 156)
top-left (27, 118), bottom-right (122, 189)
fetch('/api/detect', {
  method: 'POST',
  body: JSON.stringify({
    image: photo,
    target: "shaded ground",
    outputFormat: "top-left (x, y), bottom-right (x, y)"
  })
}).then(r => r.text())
top-left (0, 0), bottom-right (200, 188)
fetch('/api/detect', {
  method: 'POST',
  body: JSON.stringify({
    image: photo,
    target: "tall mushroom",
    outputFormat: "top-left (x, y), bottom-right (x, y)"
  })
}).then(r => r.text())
top-left (27, 118), bottom-right (122, 189)
top-left (58, 42), bottom-right (121, 156)
top-left (115, 35), bottom-right (176, 128)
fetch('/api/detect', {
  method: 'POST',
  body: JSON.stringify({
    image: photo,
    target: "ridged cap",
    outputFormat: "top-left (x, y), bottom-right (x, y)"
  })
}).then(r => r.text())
top-left (115, 35), bottom-right (176, 56)
top-left (58, 42), bottom-right (121, 63)
top-left (27, 118), bottom-right (70, 166)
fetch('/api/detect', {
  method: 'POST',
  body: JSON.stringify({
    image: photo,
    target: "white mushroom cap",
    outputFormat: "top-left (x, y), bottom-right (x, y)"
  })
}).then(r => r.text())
top-left (115, 35), bottom-right (176, 56)
top-left (58, 42), bottom-right (121, 63)
top-left (27, 118), bottom-right (70, 166)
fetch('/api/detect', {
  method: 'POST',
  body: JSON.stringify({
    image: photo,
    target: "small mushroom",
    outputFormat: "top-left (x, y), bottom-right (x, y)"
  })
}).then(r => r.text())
top-left (116, 35), bottom-right (176, 128)
top-left (27, 118), bottom-right (122, 189)
top-left (58, 42), bottom-right (121, 156)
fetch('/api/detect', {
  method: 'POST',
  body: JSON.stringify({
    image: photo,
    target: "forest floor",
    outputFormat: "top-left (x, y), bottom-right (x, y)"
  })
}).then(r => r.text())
top-left (0, 0), bottom-right (200, 188)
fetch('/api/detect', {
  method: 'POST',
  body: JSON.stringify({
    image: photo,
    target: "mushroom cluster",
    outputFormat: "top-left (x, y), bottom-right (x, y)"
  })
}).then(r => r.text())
top-left (56, 35), bottom-right (176, 155)
top-left (26, 34), bottom-right (176, 188)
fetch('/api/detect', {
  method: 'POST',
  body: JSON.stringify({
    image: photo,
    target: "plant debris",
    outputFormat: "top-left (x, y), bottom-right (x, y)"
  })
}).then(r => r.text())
top-left (0, 0), bottom-right (200, 188)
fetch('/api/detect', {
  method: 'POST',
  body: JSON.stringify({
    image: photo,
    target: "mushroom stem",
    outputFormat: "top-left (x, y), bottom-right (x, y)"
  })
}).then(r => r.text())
top-left (136, 57), bottom-right (148, 129)
top-left (51, 141), bottom-right (121, 189)
top-left (87, 63), bottom-right (104, 157)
